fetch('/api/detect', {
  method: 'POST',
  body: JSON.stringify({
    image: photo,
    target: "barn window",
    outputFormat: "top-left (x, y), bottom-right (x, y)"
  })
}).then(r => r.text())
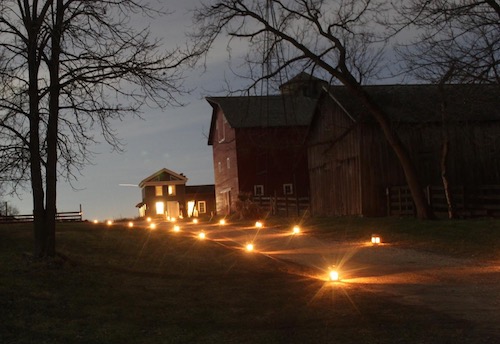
top-left (155, 186), bottom-right (163, 196)
top-left (254, 185), bottom-right (264, 196)
top-left (198, 201), bottom-right (207, 214)
top-left (283, 184), bottom-right (293, 195)
top-left (218, 115), bottom-right (226, 143)
top-left (168, 185), bottom-right (176, 196)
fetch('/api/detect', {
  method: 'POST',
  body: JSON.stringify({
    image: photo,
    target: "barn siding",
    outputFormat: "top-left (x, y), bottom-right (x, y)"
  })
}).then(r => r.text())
top-left (236, 127), bottom-right (310, 198)
top-left (308, 97), bottom-right (362, 216)
top-left (212, 109), bottom-right (239, 215)
top-left (309, 96), bottom-right (500, 218)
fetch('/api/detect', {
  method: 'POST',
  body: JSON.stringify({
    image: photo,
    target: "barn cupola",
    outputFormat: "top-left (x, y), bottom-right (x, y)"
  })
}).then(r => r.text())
top-left (279, 72), bottom-right (328, 98)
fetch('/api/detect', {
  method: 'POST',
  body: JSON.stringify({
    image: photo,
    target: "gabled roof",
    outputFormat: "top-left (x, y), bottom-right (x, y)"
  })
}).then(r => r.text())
top-left (207, 95), bottom-right (318, 144)
top-left (138, 168), bottom-right (188, 188)
top-left (324, 84), bottom-right (500, 123)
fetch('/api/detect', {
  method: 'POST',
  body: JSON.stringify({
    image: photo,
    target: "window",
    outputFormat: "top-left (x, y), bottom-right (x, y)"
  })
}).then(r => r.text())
top-left (155, 185), bottom-right (163, 196)
top-left (218, 116), bottom-right (226, 142)
top-left (254, 185), bottom-right (264, 196)
top-left (218, 161), bottom-right (222, 173)
top-left (155, 201), bottom-right (165, 215)
top-left (226, 157), bottom-right (230, 169)
top-left (283, 184), bottom-right (293, 195)
top-left (168, 185), bottom-right (176, 195)
top-left (198, 201), bottom-right (207, 214)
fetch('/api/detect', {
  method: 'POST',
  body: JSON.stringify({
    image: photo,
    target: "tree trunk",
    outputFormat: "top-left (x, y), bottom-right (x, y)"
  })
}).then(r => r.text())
top-left (27, 13), bottom-right (47, 258)
top-left (44, 0), bottom-right (65, 257)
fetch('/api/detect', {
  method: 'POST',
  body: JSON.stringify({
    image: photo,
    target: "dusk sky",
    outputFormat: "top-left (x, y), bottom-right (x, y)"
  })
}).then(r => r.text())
top-left (5, 0), bottom-right (245, 221)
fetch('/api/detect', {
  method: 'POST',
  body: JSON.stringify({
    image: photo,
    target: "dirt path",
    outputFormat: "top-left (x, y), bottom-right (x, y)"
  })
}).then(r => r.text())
top-left (203, 224), bottom-right (500, 337)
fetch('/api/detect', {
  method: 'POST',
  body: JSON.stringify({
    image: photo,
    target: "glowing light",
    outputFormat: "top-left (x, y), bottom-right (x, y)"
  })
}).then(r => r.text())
top-left (146, 217), bottom-right (152, 223)
top-left (128, 222), bottom-right (134, 228)
top-left (149, 223), bottom-right (157, 230)
top-left (219, 219), bottom-right (226, 225)
top-left (193, 218), bottom-right (199, 224)
top-left (371, 234), bottom-right (381, 244)
top-left (170, 217), bottom-right (177, 222)
top-left (245, 243), bottom-right (254, 252)
top-left (329, 270), bottom-right (340, 281)
top-left (173, 225), bottom-right (180, 232)
top-left (198, 232), bottom-right (206, 240)
top-left (93, 220), bottom-right (98, 224)
top-left (255, 221), bottom-right (263, 228)
top-left (292, 226), bottom-right (300, 234)
top-left (106, 220), bottom-right (113, 226)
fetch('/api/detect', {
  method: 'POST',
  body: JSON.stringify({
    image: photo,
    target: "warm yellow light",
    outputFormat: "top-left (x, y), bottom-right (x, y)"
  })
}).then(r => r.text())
top-left (128, 222), bottom-right (134, 228)
top-left (146, 217), bottom-right (152, 222)
top-left (255, 221), bottom-right (263, 228)
top-left (245, 243), bottom-right (254, 252)
top-left (171, 217), bottom-right (177, 222)
top-left (292, 226), bottom-right (300, 234)
top-left (193, 218), bottom-right (199, 224)
top-left (173, 225), bottom-right (180, 232)
top-left (371, 234), bottom-right (381, 244)
top-left (329, 270), bottom-right (340, 281)
top-left (106, 220), bottom-right (113, 226)
top-left (93, 219), bottom-right (98, 224)
top-left (150, 223), bottom-right (157, 230)
top-left (198, 232), bottom-right (206, 240)
top-left (219, 219), bottom-right (226, 225)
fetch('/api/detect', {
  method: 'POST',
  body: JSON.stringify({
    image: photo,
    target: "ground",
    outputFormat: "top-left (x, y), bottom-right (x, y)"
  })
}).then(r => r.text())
top-left (192, 220), bottom-right (500, 339)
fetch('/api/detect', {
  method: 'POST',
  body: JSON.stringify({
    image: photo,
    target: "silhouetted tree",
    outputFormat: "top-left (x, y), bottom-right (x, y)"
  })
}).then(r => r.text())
top-left (0, 0), bottom-right (191, 258)
top-left (191, 0), bottom-right (435, 219)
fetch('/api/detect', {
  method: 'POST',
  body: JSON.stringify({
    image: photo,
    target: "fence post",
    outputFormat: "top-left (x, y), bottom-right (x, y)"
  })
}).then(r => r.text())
top-left (386, 187), bottom-right (390, 216)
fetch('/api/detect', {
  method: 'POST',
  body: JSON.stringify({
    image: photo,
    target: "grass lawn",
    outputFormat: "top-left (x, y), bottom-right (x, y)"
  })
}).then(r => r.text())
top-left (0, 219), bottom-right (498, 343)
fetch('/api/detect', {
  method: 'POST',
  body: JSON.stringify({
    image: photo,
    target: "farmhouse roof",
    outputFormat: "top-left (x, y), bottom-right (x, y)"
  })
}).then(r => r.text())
top-left (325, 84), bottom-right (500, 123)
top-left (138, 168), bottom-right (188, 188)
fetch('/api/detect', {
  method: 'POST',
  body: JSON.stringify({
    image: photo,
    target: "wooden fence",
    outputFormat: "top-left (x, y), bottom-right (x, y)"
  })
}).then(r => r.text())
top-left (386, 185), bottom-right (500, 218)
top-left (253, 195), bottom-right (310, 217)
top-left (0, 205), bottom-right (83, 223)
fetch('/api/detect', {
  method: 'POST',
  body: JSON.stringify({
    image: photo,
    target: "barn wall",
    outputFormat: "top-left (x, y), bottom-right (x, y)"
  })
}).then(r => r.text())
top-left (211, 109), bottom-right (239, 215)
top-left (308, 98), bottom-right (362, 216)
top-left (236, 126), bottom-right (310, 199)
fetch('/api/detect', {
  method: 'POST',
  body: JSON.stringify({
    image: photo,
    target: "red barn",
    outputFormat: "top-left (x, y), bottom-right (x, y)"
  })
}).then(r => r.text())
top-left (206, 74), bottom-right (323, 215)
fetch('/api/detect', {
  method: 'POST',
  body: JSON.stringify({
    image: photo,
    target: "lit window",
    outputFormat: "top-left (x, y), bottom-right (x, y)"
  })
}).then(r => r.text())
top-left (283, 184), bottom-right (293, 195)
top-left (254, 185), bottom-right (264, 196)
top-left (155, 201), bottom-right (165, 215)
top-left (198, 201), bottom-right (206, 214)
top-left (168, 185), bottom-right (176, 195)
top-left (155, 185), bottom-right (163, 196)
top-left (227, 157), bottom-right (230, 169)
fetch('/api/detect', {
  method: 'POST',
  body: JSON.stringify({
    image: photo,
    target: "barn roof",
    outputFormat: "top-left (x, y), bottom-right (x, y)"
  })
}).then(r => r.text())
top-left (326, 84), bottom-right (500, 123)
top-left (207, 95), bottom-right (318, 128)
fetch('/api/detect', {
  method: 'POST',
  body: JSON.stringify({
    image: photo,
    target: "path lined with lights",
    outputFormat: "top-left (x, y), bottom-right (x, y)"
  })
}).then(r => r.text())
top-left (100, 218), bottom-right (500, 336)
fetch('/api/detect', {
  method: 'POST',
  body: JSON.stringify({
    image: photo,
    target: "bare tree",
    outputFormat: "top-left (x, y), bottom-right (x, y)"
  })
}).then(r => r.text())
top-left (391, 1), bottom-right (500, 217)
top-left (0, 0), bottom-right (191, 258)
top-left (190, 0), bottom-right (435, 219)
top-left (393, 0), bottom-right (500, 84)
